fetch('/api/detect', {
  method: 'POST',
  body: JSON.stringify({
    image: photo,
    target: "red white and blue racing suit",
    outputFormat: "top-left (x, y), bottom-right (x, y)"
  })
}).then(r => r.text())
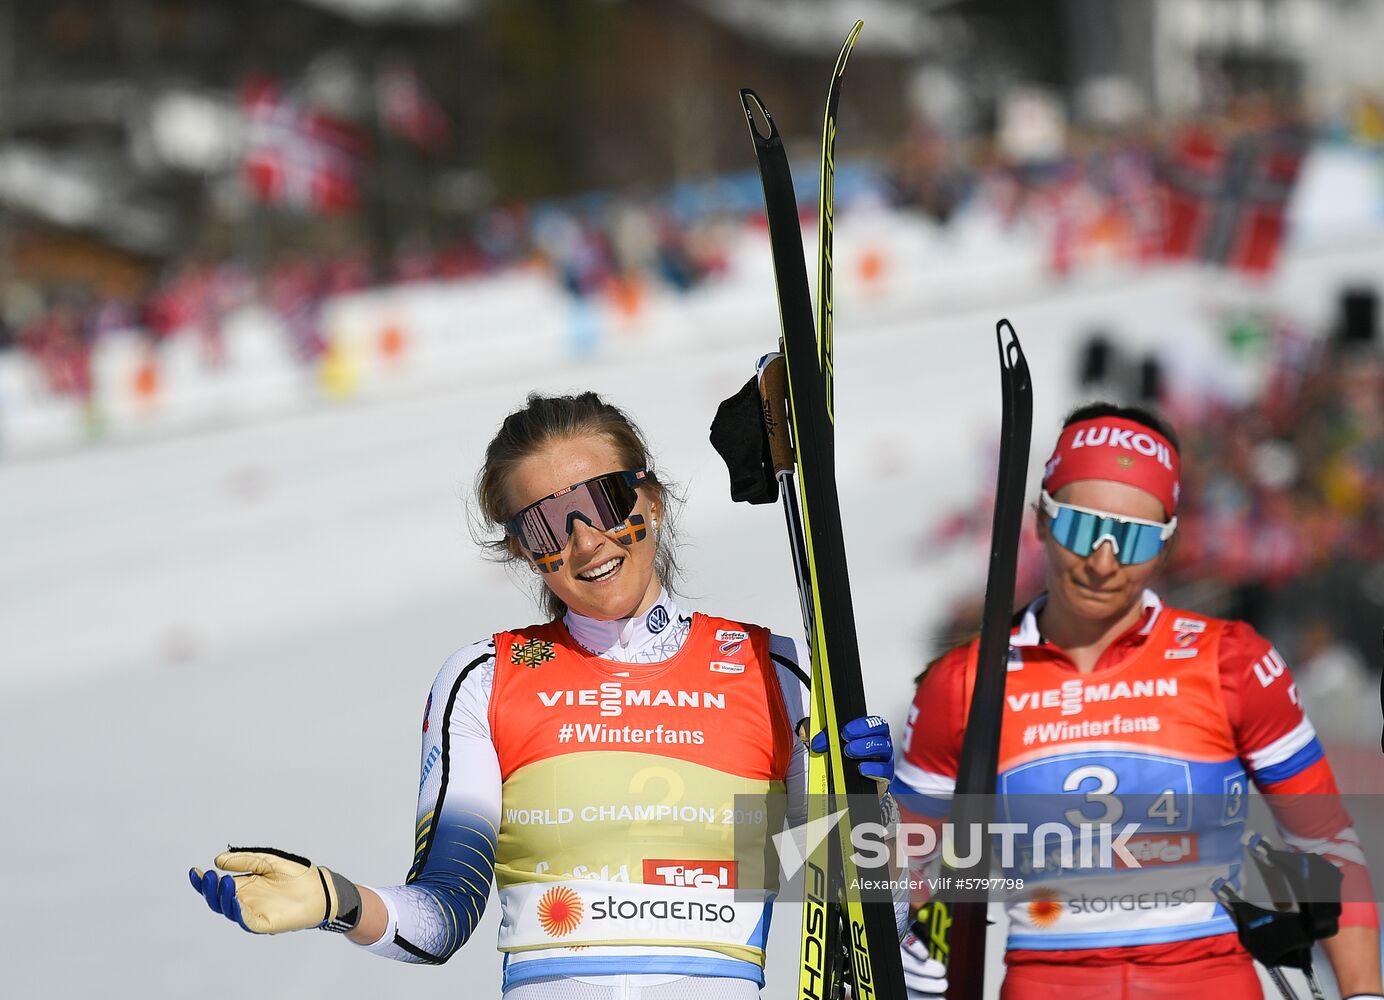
top-left (894, 590), bottom-right (1376, 998)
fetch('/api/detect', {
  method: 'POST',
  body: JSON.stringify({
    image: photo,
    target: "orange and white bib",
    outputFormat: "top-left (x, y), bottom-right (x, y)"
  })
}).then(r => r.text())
top-left (490, 613), bottom-right (793, 978)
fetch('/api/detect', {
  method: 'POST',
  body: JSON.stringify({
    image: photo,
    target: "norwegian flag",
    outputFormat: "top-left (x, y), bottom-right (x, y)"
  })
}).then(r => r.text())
top-left (1159, 125), bottom-right (1307, 275)
top-left (241, 76), bottom-right (369, 214)
top-left (376, 63), bottom-right (451, 151)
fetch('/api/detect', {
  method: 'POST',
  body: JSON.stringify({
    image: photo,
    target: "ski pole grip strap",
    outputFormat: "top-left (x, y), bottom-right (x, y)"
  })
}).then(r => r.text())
top-left (756, 354), bottom-right (795, 475)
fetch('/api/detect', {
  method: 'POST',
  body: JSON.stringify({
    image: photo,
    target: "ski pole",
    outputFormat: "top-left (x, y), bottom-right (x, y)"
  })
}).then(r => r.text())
top-left (1264, 966), bottom-right (1301, 1000)
top-left (1213, 877), bottom-right (1308, 1000)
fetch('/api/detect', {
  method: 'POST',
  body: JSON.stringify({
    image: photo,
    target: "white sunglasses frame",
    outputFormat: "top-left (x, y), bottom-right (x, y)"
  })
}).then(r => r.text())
top-left (1039, 489), bottom-right (1178, 552)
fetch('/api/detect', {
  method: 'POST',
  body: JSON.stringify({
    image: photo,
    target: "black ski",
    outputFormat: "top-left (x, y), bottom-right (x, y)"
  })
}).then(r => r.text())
top-left (912, 320), bottom-right (1032, 999)
top-left (737, 22), bottom-right (906, 999)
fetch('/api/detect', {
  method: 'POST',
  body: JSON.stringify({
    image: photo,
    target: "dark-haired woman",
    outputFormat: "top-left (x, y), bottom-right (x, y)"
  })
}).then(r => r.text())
top-left (895, 403), bottom-right (1381, 999)
top-left (190, 391), bottom-right (901, 998)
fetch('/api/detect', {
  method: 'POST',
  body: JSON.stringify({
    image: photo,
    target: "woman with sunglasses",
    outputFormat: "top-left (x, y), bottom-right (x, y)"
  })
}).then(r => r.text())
top-left (189, 391), bottom-right (900, 998)
top-left (895, 402), bottom-right (1381, 999)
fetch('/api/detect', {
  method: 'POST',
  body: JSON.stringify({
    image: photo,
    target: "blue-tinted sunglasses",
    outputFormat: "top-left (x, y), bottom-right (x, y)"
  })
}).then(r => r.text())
top-left (1040, 490), bottom-right (1177, 565)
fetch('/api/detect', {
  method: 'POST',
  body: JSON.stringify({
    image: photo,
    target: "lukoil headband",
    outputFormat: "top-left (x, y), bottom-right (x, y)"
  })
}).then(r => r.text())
top-left (1042, 416), bottom-right (1181, 517)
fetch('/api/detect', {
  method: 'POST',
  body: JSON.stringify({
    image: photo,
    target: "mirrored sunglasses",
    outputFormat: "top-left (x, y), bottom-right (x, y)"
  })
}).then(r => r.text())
top-left (507, 469), bottom-right (649, 562)
top-left (1040, 490), bottom-right (1176, 566)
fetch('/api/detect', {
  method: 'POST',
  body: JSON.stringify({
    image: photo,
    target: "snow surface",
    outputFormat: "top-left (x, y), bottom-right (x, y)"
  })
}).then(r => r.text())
top-left (3, 233), bottom-right (1381, 998)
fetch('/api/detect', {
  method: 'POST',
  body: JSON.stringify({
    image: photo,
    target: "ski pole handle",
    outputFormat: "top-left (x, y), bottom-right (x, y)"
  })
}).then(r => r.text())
top-left (756, 352), bottom-right (795, 475)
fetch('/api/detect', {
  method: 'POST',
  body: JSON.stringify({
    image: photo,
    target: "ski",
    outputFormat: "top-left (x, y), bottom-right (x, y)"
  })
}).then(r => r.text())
top-left (912, 319), bottom-right (1033, 999)
top-left (802, 22), bottom-right (862, 999)
top-left (815, 20), bottom-right (860, 427)
top-left (736, 19), bottom-right (906, 1000)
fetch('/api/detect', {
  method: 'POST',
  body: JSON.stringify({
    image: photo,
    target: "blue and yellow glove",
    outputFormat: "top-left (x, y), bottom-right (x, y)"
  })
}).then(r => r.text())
top-left (810, 714), bottom-right (895, 783)
top-left (189, 847), bottom-right (361, 934)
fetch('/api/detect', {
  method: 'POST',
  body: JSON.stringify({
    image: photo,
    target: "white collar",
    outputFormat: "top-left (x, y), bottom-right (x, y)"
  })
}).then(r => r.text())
top-left (1012, 589), bottom-right (1164, 648)
top-left (563, 589), bottom-right (691, 664)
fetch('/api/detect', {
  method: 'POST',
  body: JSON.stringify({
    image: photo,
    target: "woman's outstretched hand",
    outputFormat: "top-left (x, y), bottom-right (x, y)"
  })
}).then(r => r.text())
top-left (189, 847), bottom-right (361, 934)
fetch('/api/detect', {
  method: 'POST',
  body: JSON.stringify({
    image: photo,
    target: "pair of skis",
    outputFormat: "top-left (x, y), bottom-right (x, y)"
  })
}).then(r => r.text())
top-left (737, 20), bottom-right (900, 999)
top-left (724, 19), bottom-right (1034, 1000)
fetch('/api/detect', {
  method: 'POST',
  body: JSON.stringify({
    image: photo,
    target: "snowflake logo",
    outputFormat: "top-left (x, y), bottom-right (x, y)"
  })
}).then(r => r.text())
top-left (512, 638), bottom-right (556, 669)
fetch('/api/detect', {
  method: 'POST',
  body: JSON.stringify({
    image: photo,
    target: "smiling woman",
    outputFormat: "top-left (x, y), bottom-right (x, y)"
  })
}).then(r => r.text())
top-left (473, 392), bottom-right (679, 623)
top-left (188, 390), bottom-right (903, 999)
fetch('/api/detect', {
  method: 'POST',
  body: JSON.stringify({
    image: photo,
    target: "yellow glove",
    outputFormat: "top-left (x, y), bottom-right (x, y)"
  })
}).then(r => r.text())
top-left (189, 847), bottom-right (362, 934)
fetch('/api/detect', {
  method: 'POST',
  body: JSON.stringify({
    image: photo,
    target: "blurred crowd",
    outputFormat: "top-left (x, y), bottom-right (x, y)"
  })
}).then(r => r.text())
top-left (10, 130), bottom-right (1324, 403)
top-left (1164, 313), bottom-right (1384, 738)
top-left (928, 294), bottom-right (1384, 742)
top-left (2, 198), bottom-right (739, 397)
top-left (11, 86), bottom-right (1377, 405)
